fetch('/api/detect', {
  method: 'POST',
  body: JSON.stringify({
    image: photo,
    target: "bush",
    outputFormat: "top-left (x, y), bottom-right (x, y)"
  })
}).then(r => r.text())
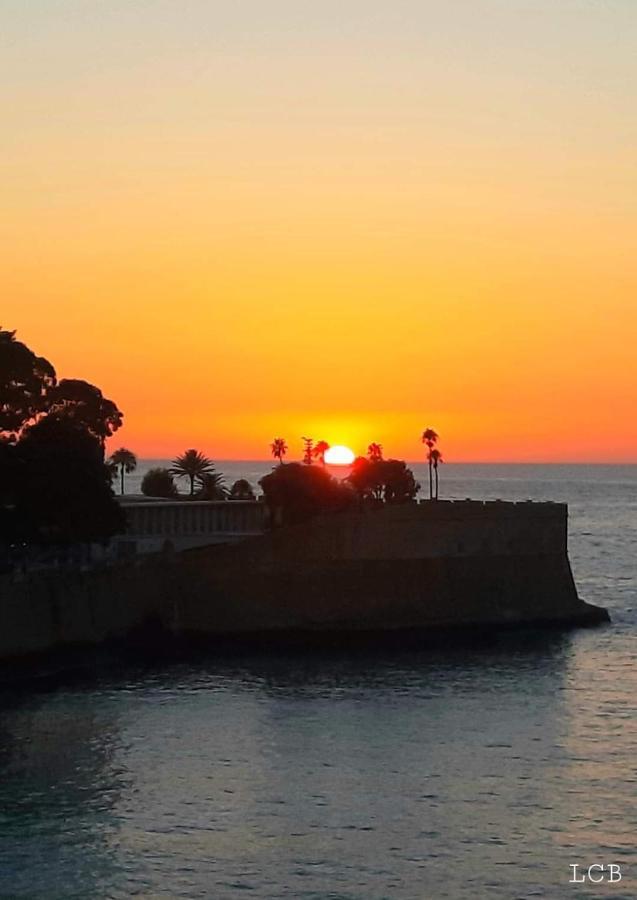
top-left (141, 468), bottom-right (178, 498)
top-left (259, 462), bottom-right (355, 527)
top-left (229, 478), bottom-right (256, 501)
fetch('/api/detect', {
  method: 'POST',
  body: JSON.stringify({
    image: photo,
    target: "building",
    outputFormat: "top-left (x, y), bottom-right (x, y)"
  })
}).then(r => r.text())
top-left (112, 496), bottom-right (266, 558)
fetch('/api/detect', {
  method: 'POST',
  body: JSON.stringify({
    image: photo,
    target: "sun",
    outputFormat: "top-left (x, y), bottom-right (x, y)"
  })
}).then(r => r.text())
top-left (324, 445), bottom-right (355, 466)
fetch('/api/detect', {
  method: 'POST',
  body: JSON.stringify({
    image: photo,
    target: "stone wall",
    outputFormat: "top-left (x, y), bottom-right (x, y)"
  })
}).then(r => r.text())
top-left (0, 501), bottom-right (607, 662)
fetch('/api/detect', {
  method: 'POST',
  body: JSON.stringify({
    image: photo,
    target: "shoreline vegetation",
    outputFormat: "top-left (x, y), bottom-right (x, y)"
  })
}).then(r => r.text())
top-left (1, 328), bottom-right (446, 563)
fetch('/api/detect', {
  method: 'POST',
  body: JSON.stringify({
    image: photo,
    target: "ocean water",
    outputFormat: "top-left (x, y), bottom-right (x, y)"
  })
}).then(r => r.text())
top-left (0, 465), bottom-right (635, 899)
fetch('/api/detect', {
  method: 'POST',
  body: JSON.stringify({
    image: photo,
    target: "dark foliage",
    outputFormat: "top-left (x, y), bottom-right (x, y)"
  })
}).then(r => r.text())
top-left (0, 329), bottom-right (56, 439)
top-left (14, 417), bottom-right (125, 544)
top-left (229, 478), bottom-right (256, 501)
top-left (197, 472), bottom-right (227, 500)
top-left (259, 462), bottom-right (355, 526)
top-left (347, 457), bottom-right (420, 504)
top-left (141, 467), bottom-right (178, 498)
top-left (0, 329), bottom-right (125, 548)
top-left (47, 378), bottom-right (123, 445)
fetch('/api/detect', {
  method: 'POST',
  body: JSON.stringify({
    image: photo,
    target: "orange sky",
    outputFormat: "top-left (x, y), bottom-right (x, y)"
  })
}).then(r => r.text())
top-left (2, 1), bottom-right (636, 462)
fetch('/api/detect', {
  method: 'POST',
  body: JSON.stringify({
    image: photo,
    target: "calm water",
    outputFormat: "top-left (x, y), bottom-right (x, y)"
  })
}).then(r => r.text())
top-left (1, 465), bottom-right (635, 899)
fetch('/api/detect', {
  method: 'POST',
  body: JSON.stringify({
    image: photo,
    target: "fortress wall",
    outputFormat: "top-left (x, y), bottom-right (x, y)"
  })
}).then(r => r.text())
top-left (171, 501), bottom-right (595, 634)
top-left (0, 560), bottom-right (169, 659)
top-left (0, 502), bottom-right (605, 663)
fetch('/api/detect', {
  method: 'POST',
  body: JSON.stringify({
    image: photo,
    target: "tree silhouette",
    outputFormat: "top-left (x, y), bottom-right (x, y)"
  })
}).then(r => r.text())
top-left (271, 437), bottom-right (288, 465)
top-left (141, 467), bottom-right (177, 498)
top-left (348, 457), bottom-right (419, 504)
top-left (367, 442), bottom-right (383, 462)
top-left (313, 440), bottom-right (330, 466)
top-left (302, 436), bottom-right (314, 465)
top-left (17, 416), bottom-right (124, 545)
top-left (170, 449), bottom-right (215, 496)
top-left (229, 478), bottom-right (256, 500)
top-left (108, 447), bottom-right (137, 495)
top-left (197, 471), bottom-right (227, 500)
top-left (0, 328), bottom-right (56, 439)
top-left (47, 379), bottom-right (123, 446)
top-left (430, 448), bottom-right (443, 500)
top-left (421, 428), bottom-right (439, 499)
top-left (259, 462), bottom-right (355, 526)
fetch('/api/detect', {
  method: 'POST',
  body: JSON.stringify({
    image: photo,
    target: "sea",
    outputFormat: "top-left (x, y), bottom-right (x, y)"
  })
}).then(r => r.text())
top-left (0, 464), bottom-right (635, 899)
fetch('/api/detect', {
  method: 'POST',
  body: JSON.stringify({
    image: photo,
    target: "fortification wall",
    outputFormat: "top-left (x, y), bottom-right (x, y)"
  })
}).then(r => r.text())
top-left (0, 502), bottom-right (607, 663)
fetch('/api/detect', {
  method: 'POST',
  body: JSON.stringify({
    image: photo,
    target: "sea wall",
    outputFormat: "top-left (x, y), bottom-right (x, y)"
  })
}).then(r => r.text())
top-left (171, 501), bottom-right (602, 635)
top-left (0, 501), bottom-right (608, 662)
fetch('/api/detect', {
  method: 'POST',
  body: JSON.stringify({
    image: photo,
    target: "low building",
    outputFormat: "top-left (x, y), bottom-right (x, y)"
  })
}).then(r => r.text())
top-left (112, 496), bottom-right (266, 558)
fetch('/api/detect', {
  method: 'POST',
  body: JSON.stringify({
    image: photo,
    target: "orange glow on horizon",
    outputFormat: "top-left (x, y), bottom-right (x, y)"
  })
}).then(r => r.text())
top-left (2, 3), bottom-right (636, 463)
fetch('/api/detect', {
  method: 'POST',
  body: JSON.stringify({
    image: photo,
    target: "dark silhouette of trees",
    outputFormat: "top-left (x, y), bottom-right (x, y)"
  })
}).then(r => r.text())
top-left (16, 417), bottom-right (125, 545)
top-left (270, 437), bottom-right (287, 465)
top-left (302, 436), bottom-right (314, 465)
top-left (430, 448), bottom-right (443, 500)
top-left (367, 442), bottom-right (383, 462)
top-left (0, 330), bottom-right (122, 447)
top-left (0, 329), bottom-right (124, 550)
top-left (108, 447), bottom-right (137, 495)
top-left (421, 427), bottom-right (439, 499)
top-left (197, 471), bottom-right (227, 500)
top-left (312, 440), bottom-right (330, 466)
top-left (347, 457), bottom-right (419, 504)
top-left (47, 379), bottom-right (123, 446)
top-left (259, 462), bottom-right (355, 526)
top-left (0, 329), bottom-right (55, 440)
top-left (170, 449), bottom-right (215, 496)
top-left (229, 478), bottom-right (256, 500)
top-left (141, 467), bottom-right (177, 498)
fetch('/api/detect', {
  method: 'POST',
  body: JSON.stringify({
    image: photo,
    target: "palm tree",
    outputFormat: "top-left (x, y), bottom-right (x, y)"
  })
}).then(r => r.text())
top-left (430, 448), bottom-right (443, 500)
top-left (367, 442), bottom-right (383, 462)
top-left (302, 436), bottom-right (314, 465)
top-left (313, 440), bottom-right (330, 466)
top-left (421, 428), bottom-right (439, 499)
top-left (108, 447), bottom-right (137, 495)
top-left (271, 437), bottom-right (288, 465)
top-left (170, 449), bottom-right (215, 496)
top-left (198, 471), bottom-right (227, 500)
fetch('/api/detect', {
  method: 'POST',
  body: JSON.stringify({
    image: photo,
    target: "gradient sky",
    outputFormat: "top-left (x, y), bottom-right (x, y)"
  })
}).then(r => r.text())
top-left (2, 1), bottom-right (635, 461)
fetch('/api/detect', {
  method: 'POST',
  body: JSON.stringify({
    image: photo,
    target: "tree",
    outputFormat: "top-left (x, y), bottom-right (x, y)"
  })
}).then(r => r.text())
top-left (302, 436), bottom-right (314, 465)
top-left (0, 328), bottom-right (56, 440)
top-left (421, 428), bottom-right (439, 500)
top-left (367, 442), bottom-right (383, 462)
top-left (430, 449), bottom-right (443, 500)
top-left (347, 457), bottom-right (420, 505)
top-left (16, 416), bottom-right (125, 545)
top-left (141, 467), bottom-right (178, 498)
top-left (259, 462), bottom-right (355, 527)
top-left (312, 440), bottom-right (330, 466)
top-left (271, 437), bottom-right (288, 465)
top-left (108, 447), bottom-right (137, 495)
top-left (170, 449), bottom-right (215, 496)
top-left (229, 478), bottom-right (256, 501)
top-left (197, 472), bottom-right (227, 500)
top-left (47, 379), bottom-right (123, 446)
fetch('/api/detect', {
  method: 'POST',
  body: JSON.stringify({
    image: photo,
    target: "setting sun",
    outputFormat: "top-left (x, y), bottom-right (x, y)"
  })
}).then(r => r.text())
top-left (324, 445), bottom-right (356, 466)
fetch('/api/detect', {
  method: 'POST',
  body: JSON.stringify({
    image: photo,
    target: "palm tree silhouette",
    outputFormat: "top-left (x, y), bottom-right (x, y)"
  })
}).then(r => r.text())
top-left (108, 447), bottom-right (137, 495)
top-left (430, 448), bottom-right (443, 500)
top-left (302, 436), bottom-right (314, 465)
top-left (367, 442), bottom-right (383, 462)
top-left (271, 437), bottom-right (288, 465)
top-left (421, 428), bottom-right (439, 499)
top-left (313, 440), bottom-right (330, 466)
top-left (170, 449), bottom-right (215, 496)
